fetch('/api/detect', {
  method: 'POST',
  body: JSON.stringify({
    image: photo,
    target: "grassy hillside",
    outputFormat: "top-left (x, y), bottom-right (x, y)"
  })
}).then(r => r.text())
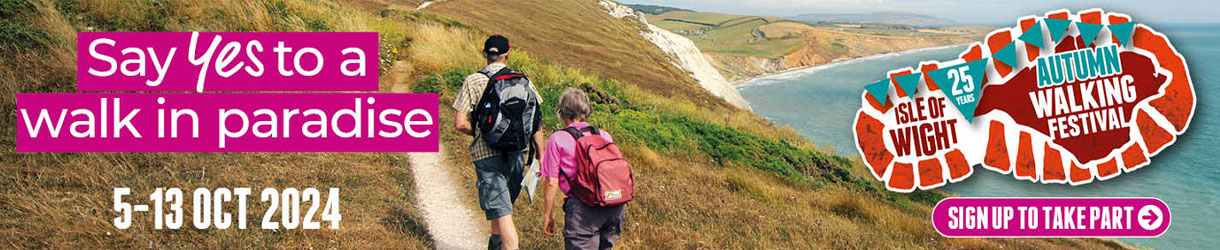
top-left (405, 1), bottom-right (1125, 249)
top-left (421, 0), bottom-right (734, 111)
top-left (1, 0), bottom-right (1126, 249)
top-left (0, 0), bottom-right (442, 248)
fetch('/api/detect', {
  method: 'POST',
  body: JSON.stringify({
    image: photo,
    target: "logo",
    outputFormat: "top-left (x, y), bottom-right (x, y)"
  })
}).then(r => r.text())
top-left (852, 9), bottom-right (1195, 192)
top-left (604, 189), bottom-right (622, 200)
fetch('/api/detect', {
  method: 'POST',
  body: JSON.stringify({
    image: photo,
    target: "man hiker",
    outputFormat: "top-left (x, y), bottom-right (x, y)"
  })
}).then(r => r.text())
top-left (540, 88), bottom-right (634, 250)
top-left (453, 34), bottom-right (545, 250)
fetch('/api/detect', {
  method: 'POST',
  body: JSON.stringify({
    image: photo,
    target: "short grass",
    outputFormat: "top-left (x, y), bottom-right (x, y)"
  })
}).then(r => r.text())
top-left (648, 11), bottom-right (745, 26)
top-left (651, 19), bottom-right (708, 31)
top-left (759, 22), bottom-right (811, 39)
top-left (703, 18), bottom-right (762, 41)
top-left (700, 39), bottom-right (802, 58)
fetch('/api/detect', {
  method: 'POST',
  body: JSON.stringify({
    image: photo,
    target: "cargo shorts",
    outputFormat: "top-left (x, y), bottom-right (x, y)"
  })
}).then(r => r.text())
top-left (474, 151), bottom-right (526, 220)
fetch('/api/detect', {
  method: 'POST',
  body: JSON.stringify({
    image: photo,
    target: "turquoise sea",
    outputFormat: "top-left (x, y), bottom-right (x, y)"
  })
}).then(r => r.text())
top-left (737, 24), bottom-right (1219, 249)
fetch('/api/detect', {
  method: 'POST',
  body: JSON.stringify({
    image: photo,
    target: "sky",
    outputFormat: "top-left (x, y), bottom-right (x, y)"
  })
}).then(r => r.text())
top-left (623, 0), bottom-right (1220, 25)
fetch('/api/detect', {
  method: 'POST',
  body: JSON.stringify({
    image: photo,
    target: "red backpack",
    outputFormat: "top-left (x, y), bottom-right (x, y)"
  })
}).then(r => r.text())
top-left (560, 126), bottom-right (634, 207)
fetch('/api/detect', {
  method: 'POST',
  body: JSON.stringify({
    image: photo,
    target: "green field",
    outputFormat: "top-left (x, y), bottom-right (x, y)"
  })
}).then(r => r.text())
top-left (649, 11), bottom-right (804, 58)
top-left (651, 11), bottom-right (744, 25)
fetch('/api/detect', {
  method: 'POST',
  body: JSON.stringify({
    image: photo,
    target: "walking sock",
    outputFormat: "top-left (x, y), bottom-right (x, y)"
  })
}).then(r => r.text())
top-left (488, 234), bottom-right (502, 250)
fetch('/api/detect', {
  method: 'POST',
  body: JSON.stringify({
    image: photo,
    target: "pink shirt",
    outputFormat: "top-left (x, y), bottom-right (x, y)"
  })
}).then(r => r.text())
top-left (540, 122), bottom-right (613, 193)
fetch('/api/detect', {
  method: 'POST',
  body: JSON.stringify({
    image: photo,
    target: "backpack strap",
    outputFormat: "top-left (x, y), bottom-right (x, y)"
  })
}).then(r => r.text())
top-left (563, 126), bottom-right (598, 140)
top-left (557, 125), bottom-right (599, 195)
top-left (494, 72), bottom-right (526, 81)
top-left (525, 137), bottom-right (537, 166)
top-left (474, 67), bottom-right (514, 122)
top-left (556, 127), bottom-right (575, 194)
top-left (476, 68), bottom-right (508, 102)
top-left (563, 127), bottom-right (583, 140)
top-left (481, 67), bottom-right (513, 82)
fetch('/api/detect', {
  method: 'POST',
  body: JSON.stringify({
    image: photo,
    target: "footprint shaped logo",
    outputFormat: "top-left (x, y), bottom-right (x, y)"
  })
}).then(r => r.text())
top-left (852, 9), bottom-right (1195, 192)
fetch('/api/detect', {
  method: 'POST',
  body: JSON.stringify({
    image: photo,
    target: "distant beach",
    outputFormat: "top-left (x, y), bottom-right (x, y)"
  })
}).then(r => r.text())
top-left (735, 43), bottom-right (971, 89)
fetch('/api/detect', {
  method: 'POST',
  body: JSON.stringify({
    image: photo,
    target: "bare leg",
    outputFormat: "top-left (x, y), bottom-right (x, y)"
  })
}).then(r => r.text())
top-left (491, 215), bottom-right (518, 250)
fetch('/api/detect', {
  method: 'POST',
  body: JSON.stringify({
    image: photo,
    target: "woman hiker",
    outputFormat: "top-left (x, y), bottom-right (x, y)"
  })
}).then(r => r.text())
top-left (539, 88), bottom-right (629, 250)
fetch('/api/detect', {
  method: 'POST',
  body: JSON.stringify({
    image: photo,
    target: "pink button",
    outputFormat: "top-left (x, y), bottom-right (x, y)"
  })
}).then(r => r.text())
top-left (932, 197), bottom-right (1170, 237)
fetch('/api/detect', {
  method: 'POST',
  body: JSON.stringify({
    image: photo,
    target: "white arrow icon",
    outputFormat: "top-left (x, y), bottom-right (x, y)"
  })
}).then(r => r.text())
top-left (1137, 205), bottom-right (1163, 230)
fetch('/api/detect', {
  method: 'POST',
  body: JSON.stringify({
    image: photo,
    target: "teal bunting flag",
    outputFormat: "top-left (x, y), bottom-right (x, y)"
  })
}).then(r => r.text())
top-left (1044, 18), bottom-right (1073, 44)
top-left (992, 41), bottom-right (1018, 68)
top-left (893, 72), bottom-right (923, 97)
top-left (864, 79), bottom-right (891, 105)
top-left (1076, 22), bottom-right (1105, 47)
top-left (928, 59), bottom-right (988, 123)
top-left (1018, 20), bottom-right (1046, 48)
top-left (1109, 22), bottom-right (1136, 46)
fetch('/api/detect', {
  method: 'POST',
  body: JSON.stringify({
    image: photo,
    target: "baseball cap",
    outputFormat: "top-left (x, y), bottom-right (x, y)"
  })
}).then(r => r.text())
top-left (484, 35), bottom-right (510, 55)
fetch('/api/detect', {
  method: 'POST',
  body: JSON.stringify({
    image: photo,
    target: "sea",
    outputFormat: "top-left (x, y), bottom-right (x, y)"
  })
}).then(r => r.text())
top-left (736, 24), bottom-right (1219, 249)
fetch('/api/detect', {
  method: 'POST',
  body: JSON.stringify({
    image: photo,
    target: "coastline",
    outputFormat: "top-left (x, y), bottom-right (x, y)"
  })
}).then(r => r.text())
top-left (730, 41), bottom-right (1141, 250)
top-left (733, 43), bottom-right (972, 89)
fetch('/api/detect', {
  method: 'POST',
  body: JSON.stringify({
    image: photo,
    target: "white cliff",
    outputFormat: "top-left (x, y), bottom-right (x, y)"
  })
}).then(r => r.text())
top-left (598, 0), bottom-right (752, 110)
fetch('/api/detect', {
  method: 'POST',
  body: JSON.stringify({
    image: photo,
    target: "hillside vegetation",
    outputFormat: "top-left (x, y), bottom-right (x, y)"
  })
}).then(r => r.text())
top-left (406, 1), bottom-right (1125, 249)
top-left (0, 0), bottom-right (442, 248)
top-left (421, 0), bottom-right (734, 110)
top-left (1, 0), bottom-right (1126, 249)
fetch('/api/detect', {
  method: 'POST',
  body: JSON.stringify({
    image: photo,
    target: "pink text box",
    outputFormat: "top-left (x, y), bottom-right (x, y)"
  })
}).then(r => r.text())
top-left (17, 93), bottom-right (437, 152)
top-left (76, 32), bottom-right (378, 92)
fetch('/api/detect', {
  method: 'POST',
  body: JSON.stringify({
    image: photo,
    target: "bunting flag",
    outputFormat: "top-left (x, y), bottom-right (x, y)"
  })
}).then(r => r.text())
top-left (927, 59), bottom-right (988, 123)
top-left (1044, 18), bottom-right (1073, 44)
top-left (1109, 22), bottom-right (1136, 46)
top-left (1018, 20), bottom-right (1046, 48)
top-left (854, 9), bottom-right (1199, 194)
top-left (893, 72), bottom-right (923, 97)
top-left (992, 41), bottom-right (1018, 68)
top-left (1076, 22), bottom-right (1105, 47)
top-left (864, 78), bottom-right (891, 105)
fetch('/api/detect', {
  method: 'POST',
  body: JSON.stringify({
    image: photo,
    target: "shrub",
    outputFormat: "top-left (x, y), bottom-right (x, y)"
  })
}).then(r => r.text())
top-left (425, 47), bottom-right (864, 191)
top-left (410, 70), bottom-right (470, 95)
top-left (0, 0), bottom-right (51, 52)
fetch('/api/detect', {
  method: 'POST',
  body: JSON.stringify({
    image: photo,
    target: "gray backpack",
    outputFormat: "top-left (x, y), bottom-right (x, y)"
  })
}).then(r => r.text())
top-left (474, 67), bottom-right (541, 153)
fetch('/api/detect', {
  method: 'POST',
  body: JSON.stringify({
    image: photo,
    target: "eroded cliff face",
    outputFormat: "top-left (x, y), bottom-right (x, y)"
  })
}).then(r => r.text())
top-left (598, 0), bottom-right (751, 110)
top-left (704, 54), bottom-right (789, 83)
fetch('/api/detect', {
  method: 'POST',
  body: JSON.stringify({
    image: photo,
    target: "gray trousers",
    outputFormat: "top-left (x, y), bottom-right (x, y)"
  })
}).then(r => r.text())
top-left (563, 197), bottom-right (626, 250)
